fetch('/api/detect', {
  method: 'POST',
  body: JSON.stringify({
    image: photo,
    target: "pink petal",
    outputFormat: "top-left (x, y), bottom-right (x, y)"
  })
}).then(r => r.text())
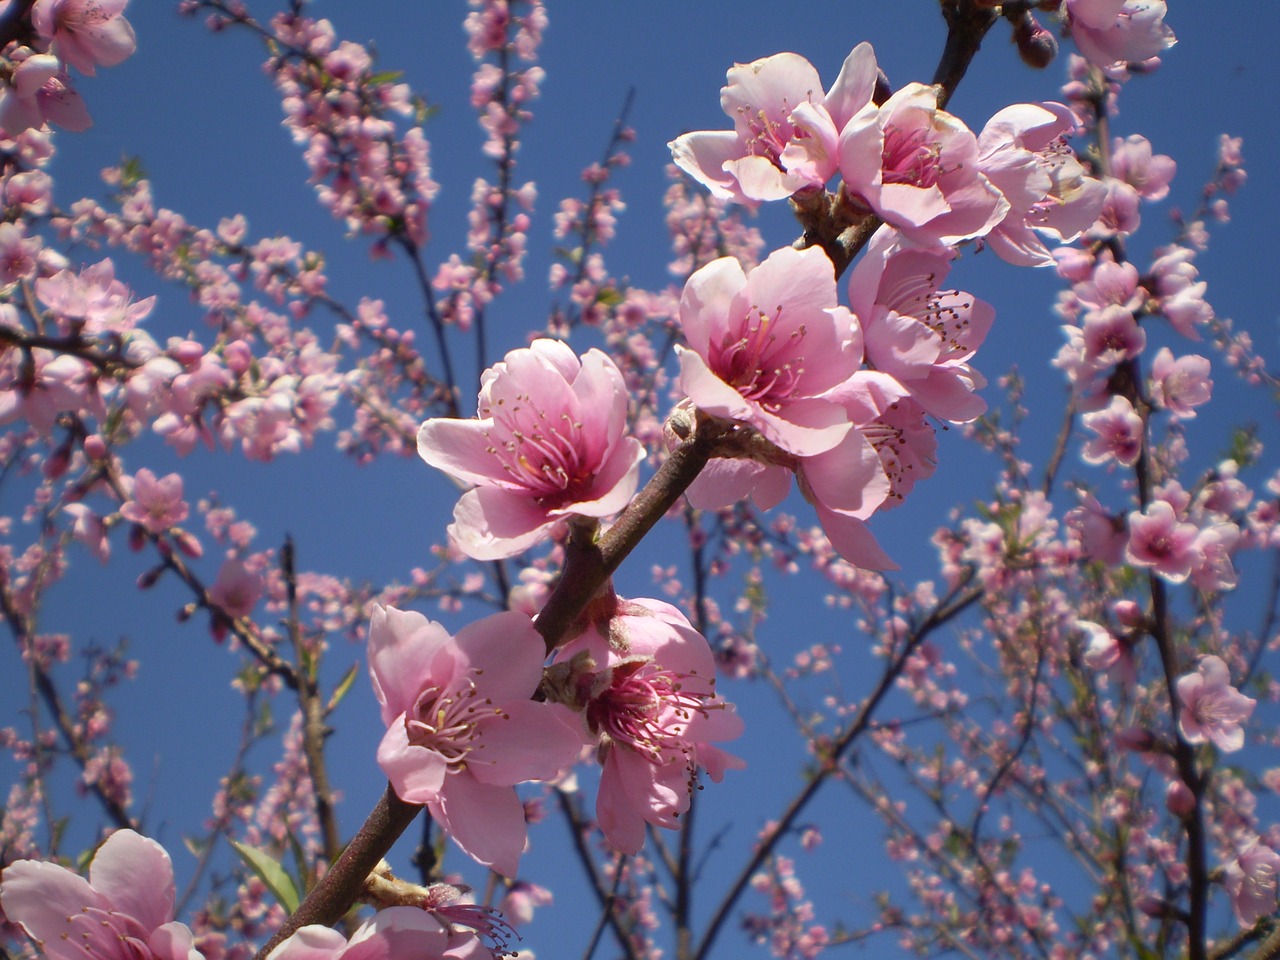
top-left (416, 418), bottom-right (514, 490)
top-left (450, 611), bottom-right (543, 703)
top-left (368, 605), bottom-right (452, 723)
top-left (823, 42), bottom-right (878, 130)
top-left (669, 130), bottom-right (747, 201)
top-left (377, 721), bottom-right (448, 804)
top-left (448, 487), bottom-right (556, 561)
top-left (0, 860), bottom-right (111, 960)
top-left (344, 908), bottom-right (449, 960)
top-left (678, 257), bottom-right (746, 356)
top-left (430, 775), bottom-right (527, 877)
top-left (814, 507), bottom-right (898, 570)
top-left (468, 701), bottom-right (583, 785)
top-left (88, 829), bottom-right (175, 933)
top-left (265, 925), bottom-right (350, 960)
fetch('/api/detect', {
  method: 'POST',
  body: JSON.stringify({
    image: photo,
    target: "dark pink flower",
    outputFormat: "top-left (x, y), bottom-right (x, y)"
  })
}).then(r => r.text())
top-left (266, 906), bottom-right (486, 960)
top-left (368, 605), bottom-right (581, 876)
top-left (1176, 655), bottom-right (1255, 752)
top-left (417, 339), bottom-right (643, 560)
top-left (677, 246), bottom-right (860, 456)
top-left (551, 598), bottom-right (744, 854)
top-left (0, 829), bottom-right (202, 960)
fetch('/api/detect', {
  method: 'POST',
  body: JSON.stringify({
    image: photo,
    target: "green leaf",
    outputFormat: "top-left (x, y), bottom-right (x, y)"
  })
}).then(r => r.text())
top-left (229, 841), bottom-right (300, 913)
top-left (326, 662), bottom-right (360, 713)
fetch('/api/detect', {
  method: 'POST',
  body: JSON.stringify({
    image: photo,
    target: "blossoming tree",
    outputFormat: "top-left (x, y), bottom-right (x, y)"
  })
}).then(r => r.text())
top-left (0, 2), bottom-right (1277, 959)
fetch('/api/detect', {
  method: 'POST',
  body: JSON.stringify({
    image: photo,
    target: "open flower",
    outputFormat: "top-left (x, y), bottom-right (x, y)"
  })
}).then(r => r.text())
top-left (267, 907), bottom-right (487, 960)
top-left (669, 44), bottom-right (877, 205)
top-left (0, 829), bottom-right (202, 960)
top-left (418, 339), bottom-right (643, 560)
top-left (837, 65), bottom-right (1008, 247)
top-left (549, 598), bottom-right (744, 854)
top-left (1176, 655), bottom-right (1255, 752)
top-left (368, 604), bottom-right (581, 876)
top-left (677, 245), bottom-right (860, 456)
top-left (1065, 0), bottom-right (1176, 69)
top-left (1224, 837), bottom-right (1280, 928)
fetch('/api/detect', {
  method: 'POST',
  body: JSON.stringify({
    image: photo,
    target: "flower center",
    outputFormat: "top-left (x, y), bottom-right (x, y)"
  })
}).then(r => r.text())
top-left (405, 677), bottom-right (502, 769)
top-left (482, 393), bottom-right (590, 501)
top-left (587, 660), bottom-right (715, 764)
top-left (714, 306), bottom-right (807, 406)
top-left (881, 125), bottom-right (944, 188)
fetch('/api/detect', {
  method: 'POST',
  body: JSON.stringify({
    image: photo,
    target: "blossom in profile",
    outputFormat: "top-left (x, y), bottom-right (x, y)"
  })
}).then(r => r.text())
top-left (976, 101), bottom-right (1106, 266)
top-left (0, 53), bottom-right (90, 136)
top-left (418, 339), bottom-right (643, 560)
top-left (33, 0), bottom-right (138, 76)
top-left (669, 44), bottom-right (877, 205)
top-left (1176, 655), bottom-right (1255, 752)
top-left (837, 65), bottom-right (1008, 247)
top-left (0, 829), bottom-right (202, 960)
top-left (1064, 0), bottom-right (1175, 69)
top-left (1223, 837), bottom-right (1280, 927)
top-left (677, 245), bottom-right (860, 456)
top-left (549, 598), bottom-right (744, 854)
top-left (267, 906), bottom-right (487, 960)
top-left (845, 228), bottom-right (994, 423)
top-left (368, 604), bottom-right (581, 876)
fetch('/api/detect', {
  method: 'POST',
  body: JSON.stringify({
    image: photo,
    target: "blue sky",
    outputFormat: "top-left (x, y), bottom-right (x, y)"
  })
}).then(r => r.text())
top-left (4, 2), bottom-right (1279, 956)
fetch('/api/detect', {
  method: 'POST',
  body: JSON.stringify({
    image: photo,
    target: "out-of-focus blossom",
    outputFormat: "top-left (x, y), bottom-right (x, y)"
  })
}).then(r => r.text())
top-left (1224, 837), bottom-right (1280, 927)
top-left (32, 0), bottom-right (137, 76)
top-left (120, 468), bottom-right (189, 534)
top-left (1081, 394), bottom-right (1143, 466)
top-left (0, 53), bottom-right (90, 135)
top-left (1065, 0), bottom-right (1176, 69)
top-left (1176, 655), bottom-right (1255, 752)
top-left (0, 829), bottom-right (202, 960)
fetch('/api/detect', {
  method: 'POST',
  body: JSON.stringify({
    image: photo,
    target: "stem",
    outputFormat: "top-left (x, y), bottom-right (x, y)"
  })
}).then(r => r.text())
top-left (932, 1), bottom-right (1000, 110)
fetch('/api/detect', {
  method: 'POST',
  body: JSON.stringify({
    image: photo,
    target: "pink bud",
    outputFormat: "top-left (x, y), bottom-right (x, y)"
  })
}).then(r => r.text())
top-left (137, 566), bottom-right (164, 589)
top-left (128, 523), bottom-right (148, 552)
top-left (83, 435), bottom-right (108, 460)
top-left (224, 340), bottom-right (253, 375)
top-left (1115, 727), bottom-right (1155, 752)
top-left (1136, 895), bottom-right (1168, 918)
top-left (174, 530), bottom-right (203, 559)
top-left (43, 445), bottom-right (71, 480)
top-left (170, 339), bottom-right (205, 367)
top-left (1112, 600), bottom-right (1144, 629)
top-left (1165, 780), bottom-right (1196, 818)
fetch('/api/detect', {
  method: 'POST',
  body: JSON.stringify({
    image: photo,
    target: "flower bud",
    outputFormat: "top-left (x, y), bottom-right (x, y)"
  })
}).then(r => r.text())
top-left (1014, 12), bottom-right (1058, 70)
top-left (1114, 726), bottom-right (1155, 752)
top-left (1165, 779), bottom-right (1196, 818)
top-left (42, 445), bottom-right (70, 480)
top-left (82, 435), bottom-right (108, 461)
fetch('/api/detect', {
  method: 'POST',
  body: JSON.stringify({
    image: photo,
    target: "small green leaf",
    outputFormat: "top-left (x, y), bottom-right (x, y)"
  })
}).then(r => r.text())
top-left (229, 841), bottom-right (300, 913)
top-left (326, 662), bottom-right (360, 714)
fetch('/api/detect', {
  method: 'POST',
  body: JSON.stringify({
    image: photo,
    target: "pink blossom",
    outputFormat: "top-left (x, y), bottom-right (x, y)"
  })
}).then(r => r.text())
top-left (368, 605), bottom-right (581, 876)
top-left (1065, 0), bottom-right (1175, 69)
top-left (976, 102), bottom-right (1106, 266)
top-left (550, 598), bottom-right (744, 854)
top-left (120, 468), bottom-right (189, 534)
top-left (676, 246), bottom-right (859, 456)
top-left (0, 53), bottom-right (91, 135)
top-left (1110, 134), bottom-right (1176, 200)
top-left (32, 0), bottom-right (137, 76)
top-left (1176, 655), bottom-right (1255, 752)
top-left (499, 881), bottom-right (552, 927)
top-left (1087, 178), bottom-right (1142, 238)
top-left (266, 907), bottom-right (486, 960)
top-left (1150, 347), bottom-right (1211, 418)
top-left (36, 258), bottom-right (155, 335)
top-left (417, 339), bottom-right (644, 560)
top-left (0, 828), bottom-right (202, 960)
top-left (63, 503), bottom-right (110, 563)
top-left (838, 72), bottom-right (1008, 246)
top-left (1224, 837), bottom-right (1280, 927)
top-left (669, 45), bottom-right (876, 205)
top-left (1148, 246), bottom-right (1211, 338)
top-left (1125, 500), bottom-right (1200, 582)
top-left (845, 228), bottom-right (993, 422)
top-left (1081, 304), bottom-right (1145, 365)
top-left (1081, 394), bottom-right (1143, 466)
top-left (207, 558), bottom-right (264, 620)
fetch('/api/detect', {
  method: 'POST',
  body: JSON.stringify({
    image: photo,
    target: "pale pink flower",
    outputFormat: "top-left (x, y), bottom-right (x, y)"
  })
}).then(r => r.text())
top-left (32, 0), bottom-right (137, 76)
top-left (0, 53), bottom-right (90, 135)
top-left (669, 44), bottom-right (876, 205)
top-left (1224, 837), bottom-right (1280, 927)
top-left (1176, 655), bottom-right (1255, 752)
top-left (1150, 347), bottom-right (1211, 418)
top-left (0, 828), bottom-right (202, 960)
top-left (63, 503), bottom-right (110, 563)
top-left (1126, 500), bottom-right (1200, 582)
top-left (1088, 178), bottom-right (1142, 238)
top-left (499, 881), bottom-right (552, 928)
top-left (368, 605), bottom-right (581, 876)
top-left (266, 906), bottom-right (486, 960)
top-left (976, 102), bottom-right (1106, 266)
top-left (36, 259), bottom-right (155, 335)
top-left (1189, 522), bottom-right (1240, 593)
top-left (1148, 246), bottom-right (1211, 339)
top-left (417, 339), bottom-right (643, 561)
top-left (1065, 0), bottom-right (1176, 69)
top-left (207, 558), bottom-right (264, 620)
top-left (677, 246), bottom-right (860, 456)
top-left (838, 73), bottom-right (1008, 246)
top-left (845, 228), bottom-right (993, 422)
top-left (1110, 134), bottom-right (1176, 200)
top-left (120, 468), bottom-right (189, 534)
top-left (1081, 394), bottom-right (1143, 466)
top-left (551, 598), bottom-right (744, 854)
top-left (1081, 304), bottom-right (1145, 365)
